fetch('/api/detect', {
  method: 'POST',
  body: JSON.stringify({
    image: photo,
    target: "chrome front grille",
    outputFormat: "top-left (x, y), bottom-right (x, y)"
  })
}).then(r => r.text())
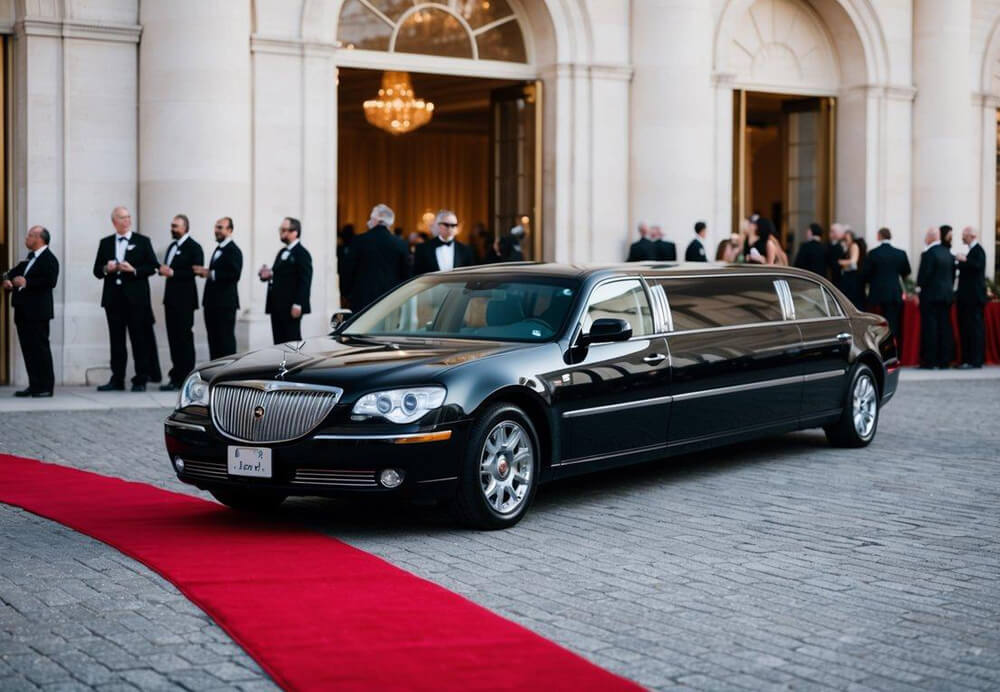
top-left (181, 459), bottom-right (228, 481)
top-left (292, 469), bottom-right (378, 488)
top-left (210, 380), bottom-right (343, 443)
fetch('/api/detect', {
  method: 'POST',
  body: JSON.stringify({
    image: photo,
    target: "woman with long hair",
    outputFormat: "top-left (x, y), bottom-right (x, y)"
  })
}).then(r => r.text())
top-left (838, 230), bottom-right (866, 309)
top-left (746, 217), bottom-right (788, 265)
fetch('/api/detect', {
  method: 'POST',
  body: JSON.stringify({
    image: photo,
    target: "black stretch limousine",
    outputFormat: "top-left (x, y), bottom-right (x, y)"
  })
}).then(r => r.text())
top-left (164, 262), bottom-right (898, 529)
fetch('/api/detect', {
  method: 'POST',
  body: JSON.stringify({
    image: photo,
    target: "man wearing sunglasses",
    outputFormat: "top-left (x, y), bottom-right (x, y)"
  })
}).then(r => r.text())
top-left (413, 209), bottom-right (475, 276)
top-left (157, 214), bottom-right (204, 390)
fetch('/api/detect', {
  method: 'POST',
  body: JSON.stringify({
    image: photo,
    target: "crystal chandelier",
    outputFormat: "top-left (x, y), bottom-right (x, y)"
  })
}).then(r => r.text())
top-left (363, 71), bottom-right (434, 135)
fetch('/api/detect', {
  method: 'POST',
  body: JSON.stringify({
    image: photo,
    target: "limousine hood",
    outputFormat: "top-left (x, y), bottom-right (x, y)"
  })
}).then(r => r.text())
top-left (200, 335), bottom-right (526, 396)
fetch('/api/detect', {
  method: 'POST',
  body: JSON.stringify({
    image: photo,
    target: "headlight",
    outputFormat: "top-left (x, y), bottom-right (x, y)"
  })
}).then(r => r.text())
top-left (178, 371), bottom-right (210, 409)
top-left (352, 386), bottom-right (446, 424)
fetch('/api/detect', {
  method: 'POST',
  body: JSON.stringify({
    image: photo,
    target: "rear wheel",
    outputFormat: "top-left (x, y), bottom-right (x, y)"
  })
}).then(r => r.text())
top-left (454, 403), bottom-right (540, 530)
top-left (209, 486), bottom-right (287, 512)
top-left (824, 363), bottom-right (879, 448)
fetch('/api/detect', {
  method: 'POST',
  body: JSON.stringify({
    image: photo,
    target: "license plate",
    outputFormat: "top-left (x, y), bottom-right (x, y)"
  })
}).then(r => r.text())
top-left (227, 446), bottom-right (272, 478)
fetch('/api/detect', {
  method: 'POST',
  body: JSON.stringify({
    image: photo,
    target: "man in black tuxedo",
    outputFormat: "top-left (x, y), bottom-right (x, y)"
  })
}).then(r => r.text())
top-left (863, 227), bottom-right (911, 338)
top-left (258, 217), bottom-right (313, 344)
top-left (955, 226), bottom-right (987, 368)
top-left (916, 227), bottom-right (956, 369)
top-left (794, 223), bottom-right (827, 277)
top-left (652, 225), bottom-right (677, 261)
top-left (826, 223), bottom-right (847, 288)
top-left (194, 217), bottom-right (243, 359)
top-left (341, 204), bottom-right (410, 312)
top-left (3, 226), bottom-right (58, 397)
top-left (413, 209), bottom-right (475, 276)
top-left (92, 206), bottom-right (159, 391)
top-left (685, 221), bottom-right (708, 262)
top-left (157, 214), bottom-right (203, 390)
top-left (626, 223), bottom-right (656, 261)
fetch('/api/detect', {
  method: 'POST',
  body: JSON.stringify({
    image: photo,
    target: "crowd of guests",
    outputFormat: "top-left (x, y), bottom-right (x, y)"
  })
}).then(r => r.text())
top-left (627, 216), bottom-right (989, 370)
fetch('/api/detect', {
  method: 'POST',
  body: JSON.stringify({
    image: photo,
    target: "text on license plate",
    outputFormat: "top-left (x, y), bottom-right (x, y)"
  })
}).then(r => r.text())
top-left (227, 446), bottom-right (272, 477)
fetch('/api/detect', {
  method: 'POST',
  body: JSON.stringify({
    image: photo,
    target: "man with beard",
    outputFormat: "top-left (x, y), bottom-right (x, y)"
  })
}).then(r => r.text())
top-left (413, 209), bottom-right (475, 275)
top-left (92, 206), bottom-right (160, 391)
top-left (194, 217), bottom-right (242, 359)
top-left (157, 214), bottom-right (203, 390)
top-left (259, 217), bottom-right (313, 344)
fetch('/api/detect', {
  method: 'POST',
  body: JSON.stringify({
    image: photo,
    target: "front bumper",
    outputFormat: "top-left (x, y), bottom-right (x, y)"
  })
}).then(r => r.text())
top-left (164, 413), bottom-right (470, 500)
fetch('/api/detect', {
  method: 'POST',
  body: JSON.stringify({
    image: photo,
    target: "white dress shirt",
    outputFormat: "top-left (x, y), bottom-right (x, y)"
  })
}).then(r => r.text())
top-left (18, 245), bottom-right (48, 291)
top-left (280, 238), bottom-right (299, 263)
top-left (210, 236), bottom-right (233, 281)
top-left (114, 231), bottom-right (133, 263)
top-left (165, 233), bottom-right (189, 267)
top-left (435, 241), bottom-right (455, 272)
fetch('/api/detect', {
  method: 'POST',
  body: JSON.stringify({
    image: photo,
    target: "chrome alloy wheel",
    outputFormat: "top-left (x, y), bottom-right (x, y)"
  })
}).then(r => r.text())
top-left (852, 374), bottom-right (877, 439)
top-left (479, 420), bottom-right (533, 515)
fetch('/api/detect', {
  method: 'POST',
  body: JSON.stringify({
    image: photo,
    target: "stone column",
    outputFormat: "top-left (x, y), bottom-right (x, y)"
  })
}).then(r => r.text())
top-left (139, 1), bottom-right (252, 355)
top-left (911, 0), bottom-right (972, 252)
top-left (630, 0), bottom-right (714, 254)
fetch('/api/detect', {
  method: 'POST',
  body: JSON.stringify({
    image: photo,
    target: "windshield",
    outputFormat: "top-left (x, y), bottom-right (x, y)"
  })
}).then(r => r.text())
top-left (344, 276), bottom-right (580, 342)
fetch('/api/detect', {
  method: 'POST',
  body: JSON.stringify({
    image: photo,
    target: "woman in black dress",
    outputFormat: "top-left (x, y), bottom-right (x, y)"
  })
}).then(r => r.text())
top-left (838, 230), bottom-right (866, 309)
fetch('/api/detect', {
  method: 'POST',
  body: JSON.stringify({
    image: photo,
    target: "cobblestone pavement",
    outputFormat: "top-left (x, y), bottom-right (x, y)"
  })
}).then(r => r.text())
top-left (2, 377), bottom-right (999, 690)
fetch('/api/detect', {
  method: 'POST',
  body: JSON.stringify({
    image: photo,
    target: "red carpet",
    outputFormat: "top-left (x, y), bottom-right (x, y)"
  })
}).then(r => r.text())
top-left (0, 454), bottom-right (640, 691)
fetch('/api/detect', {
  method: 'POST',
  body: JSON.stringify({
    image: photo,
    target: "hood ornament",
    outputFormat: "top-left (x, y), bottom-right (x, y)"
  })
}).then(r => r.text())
top-left (276, 353), bottom-right (288, 380)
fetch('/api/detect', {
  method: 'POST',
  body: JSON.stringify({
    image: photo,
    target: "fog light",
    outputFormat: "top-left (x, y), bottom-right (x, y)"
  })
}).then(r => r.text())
top-left (173, 457), bottom-right (185, 473)
top-left (379, 468), bottom-right (403, 488)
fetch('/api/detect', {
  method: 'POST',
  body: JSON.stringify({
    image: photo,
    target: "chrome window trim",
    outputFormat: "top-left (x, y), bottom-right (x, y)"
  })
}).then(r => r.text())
top-left (773, 279), bottom-right (794, 320)
top-left (660, 319), bottom-right (793, 337)
top-left (562, 394), bottom-right (673, 419)
top-left (417, 476), bottom-right (459, 484)
top-left (672, 374), bottom-right (803, 402)
top-left (794, 315), bottom-right (850, 325)
top-left (165, 420), bottom-right (207, 433)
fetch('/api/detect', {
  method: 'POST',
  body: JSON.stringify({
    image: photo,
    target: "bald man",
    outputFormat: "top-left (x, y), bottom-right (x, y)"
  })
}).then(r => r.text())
top-left (2, 225), bottom-right (59, 396)
top-left (92, 206), bottom-right (160, 391)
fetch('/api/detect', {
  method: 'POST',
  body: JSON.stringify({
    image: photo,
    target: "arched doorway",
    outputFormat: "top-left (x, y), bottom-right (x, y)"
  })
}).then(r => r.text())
top-left (334, 1), bottom-right (543, 267)
top-left (715, 0), bottom-right (887, 252)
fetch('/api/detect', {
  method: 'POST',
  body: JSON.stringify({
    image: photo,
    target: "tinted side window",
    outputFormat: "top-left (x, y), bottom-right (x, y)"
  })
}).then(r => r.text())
top-left (583, 280), bottom-right (653, 336)
top-left (656, 276), bottom-right (783, 329)
top-left (823, 287), bottom-right (845, 316)
top-left (786, 278), bottom-right (830, 319)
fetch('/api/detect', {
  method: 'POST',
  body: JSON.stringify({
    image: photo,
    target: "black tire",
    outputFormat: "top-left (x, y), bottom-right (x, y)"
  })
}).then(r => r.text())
top-left (824, 363), bottom-right (880, 448)
top-left (454, 403), bottom-right (540, 530)
top-left (209, 486), bottom-right (287, 512)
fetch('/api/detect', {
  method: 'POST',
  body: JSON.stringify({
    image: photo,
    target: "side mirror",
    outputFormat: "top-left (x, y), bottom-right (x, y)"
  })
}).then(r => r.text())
top-left (330, 309), bottom-right (352, 333)
top-left (581, 318), bottom-right (632, 345)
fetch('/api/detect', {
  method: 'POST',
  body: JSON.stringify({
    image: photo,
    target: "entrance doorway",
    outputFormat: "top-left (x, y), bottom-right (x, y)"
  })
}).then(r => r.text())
top-left (733, 90), bottom-right (835, 254)
top-left (336, 68), bottom-right (541, 266)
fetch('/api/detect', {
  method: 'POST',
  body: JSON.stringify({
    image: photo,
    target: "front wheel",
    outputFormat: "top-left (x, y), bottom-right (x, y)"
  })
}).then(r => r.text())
top-left (209, 486), bottom-right (287, 512)
top-left (454, 403), bottom-right (540, 530)
top-left (824, 364), bottom-right (880, 448)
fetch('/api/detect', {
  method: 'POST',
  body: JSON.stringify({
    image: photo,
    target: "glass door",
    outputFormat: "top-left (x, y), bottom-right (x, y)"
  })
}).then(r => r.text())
top-left (489, 82), bottom-right (542, 261)
top-left (782, 96), bottom-right (834, 246)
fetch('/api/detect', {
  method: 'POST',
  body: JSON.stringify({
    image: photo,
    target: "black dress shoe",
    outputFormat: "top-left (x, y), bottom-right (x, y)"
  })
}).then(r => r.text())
top-left (13, 388), bottom-right (32, 398)
top-left (131, 383), bottom-right (147, 392)
top-left (97, 381), bottom-right (125, 391)
top-left (30, 391), bottom-right (53, 398)
top-left (159, 382), bottom-right (180, 392)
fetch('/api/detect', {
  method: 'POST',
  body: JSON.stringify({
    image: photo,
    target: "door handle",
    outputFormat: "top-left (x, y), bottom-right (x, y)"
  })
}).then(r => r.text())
top-left (643, 353), bottom-right (667, 365)
top-left (836, 332), bottom-right (852, 343)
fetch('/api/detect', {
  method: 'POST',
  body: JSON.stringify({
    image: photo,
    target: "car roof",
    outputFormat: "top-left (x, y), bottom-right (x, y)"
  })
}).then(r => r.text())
top-left (444, 261), bottom-right (824, 282)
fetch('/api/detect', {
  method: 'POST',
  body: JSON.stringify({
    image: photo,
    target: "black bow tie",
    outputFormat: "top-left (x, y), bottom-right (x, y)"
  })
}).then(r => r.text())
top-left (440, 240), bottom-right (454, 247)
top-left (117, 236), bottom-right (128, 242)
top-left (27, 252), bottom-right (35, 260)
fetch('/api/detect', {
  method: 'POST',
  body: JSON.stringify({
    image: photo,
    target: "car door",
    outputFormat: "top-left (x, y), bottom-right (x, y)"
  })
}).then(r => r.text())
top-left (549, 279), bottom-right (671, 465)
top-left (655, 275), bottom-right (802, 448)
top-left (782, 277), bottom-right (852, 422)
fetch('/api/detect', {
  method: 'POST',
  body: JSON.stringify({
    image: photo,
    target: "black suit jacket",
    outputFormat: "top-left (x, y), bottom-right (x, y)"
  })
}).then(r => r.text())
top-left (412, 238), bottom-right (475, 275)
top-left (92, 233), bottom-right (159, 309)
top-left (794, 239), bottom-right (827, 277)
top-left (956, 244), bottom-right (987, 305)
top-left (264, 242), bottom-right (313, 314)
top-left (6, 249), bottom-right (59, 321)
top-left (916, 244), bottom-right (955, 304)
top-left (685, 238), bottom-right (707, 262)
top-left (827, 242), bottom-right (845, 284)
top-left (654, 240), bottom-right (677, 261)
top-left (341, 225), bottom-right (410, 310)
top-left (863, 243), bottom-right (911, 304)
top-left (203, 240), bottom-right (243, 310)
top-left (626, 238), bottom-right (656, 262)
top-left (162, 235), bottom-right (204, 310)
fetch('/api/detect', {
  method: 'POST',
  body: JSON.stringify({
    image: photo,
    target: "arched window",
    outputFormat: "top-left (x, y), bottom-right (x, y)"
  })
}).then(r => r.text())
top-left (337, 0), bottom-right (527, 63)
